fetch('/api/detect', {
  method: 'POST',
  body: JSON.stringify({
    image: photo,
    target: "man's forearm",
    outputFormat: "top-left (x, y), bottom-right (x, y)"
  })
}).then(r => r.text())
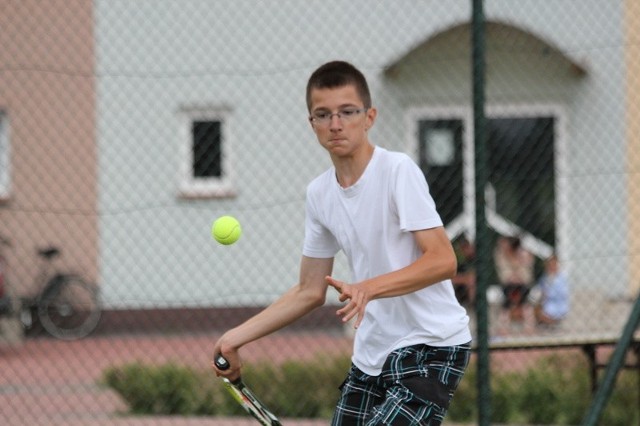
top-left (220, 284), bottom-right (325, 351)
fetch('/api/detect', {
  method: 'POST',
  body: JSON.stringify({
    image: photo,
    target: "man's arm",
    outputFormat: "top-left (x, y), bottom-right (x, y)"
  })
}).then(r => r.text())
top-left (326, 226), bottom-right (456, 327)
top-left (212, 255), bottom-right (334, 380)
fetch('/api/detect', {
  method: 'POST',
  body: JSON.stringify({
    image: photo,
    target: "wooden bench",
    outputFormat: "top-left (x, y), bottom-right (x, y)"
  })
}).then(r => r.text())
top-left (481, 331), bottom-right (640, 393)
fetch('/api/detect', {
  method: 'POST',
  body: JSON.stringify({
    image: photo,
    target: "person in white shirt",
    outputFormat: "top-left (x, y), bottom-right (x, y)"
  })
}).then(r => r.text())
top-left (213, 60), bottom-right (471, 425)
top-left (534, 254), bottom-right (570, 326)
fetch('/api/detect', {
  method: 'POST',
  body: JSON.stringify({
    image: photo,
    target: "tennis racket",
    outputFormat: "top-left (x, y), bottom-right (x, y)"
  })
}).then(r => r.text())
top-left (214, 354), bottom-right (282, 426)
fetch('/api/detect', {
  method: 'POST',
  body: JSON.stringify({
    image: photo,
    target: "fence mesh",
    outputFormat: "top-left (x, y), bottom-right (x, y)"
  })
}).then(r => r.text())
top-left (1, 0), bottom-right (639, 424)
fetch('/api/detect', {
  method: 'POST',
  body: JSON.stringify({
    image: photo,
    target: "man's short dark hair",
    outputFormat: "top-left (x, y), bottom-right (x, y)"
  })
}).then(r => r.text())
top-left (306, 61), bottom-right (372, 111)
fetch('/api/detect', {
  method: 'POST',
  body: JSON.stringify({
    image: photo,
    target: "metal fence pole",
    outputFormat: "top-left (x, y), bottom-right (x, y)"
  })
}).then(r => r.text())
top-left (472, 0), bottom-right (491, 425)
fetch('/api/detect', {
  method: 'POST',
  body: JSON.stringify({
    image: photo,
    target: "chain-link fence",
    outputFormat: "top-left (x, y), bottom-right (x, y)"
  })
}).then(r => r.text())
top-left (1, 0), bottom-right (639, 424)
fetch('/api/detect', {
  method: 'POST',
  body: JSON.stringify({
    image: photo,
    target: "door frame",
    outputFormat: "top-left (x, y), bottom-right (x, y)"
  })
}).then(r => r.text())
top-left (404, 103), bottom-right (569, 261)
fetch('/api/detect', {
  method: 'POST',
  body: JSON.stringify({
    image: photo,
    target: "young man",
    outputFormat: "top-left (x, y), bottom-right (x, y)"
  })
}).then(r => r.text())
top-left (213, 61), bottom-right (471, 425)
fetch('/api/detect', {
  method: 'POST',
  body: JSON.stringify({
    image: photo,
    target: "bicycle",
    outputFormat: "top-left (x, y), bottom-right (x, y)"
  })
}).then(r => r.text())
top-left (0, 236), bottom-right (102, 340)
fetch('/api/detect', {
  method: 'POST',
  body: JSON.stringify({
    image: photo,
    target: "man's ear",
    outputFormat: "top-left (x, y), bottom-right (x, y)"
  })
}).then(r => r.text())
top-left (365, 107), bottom-right (377, 130)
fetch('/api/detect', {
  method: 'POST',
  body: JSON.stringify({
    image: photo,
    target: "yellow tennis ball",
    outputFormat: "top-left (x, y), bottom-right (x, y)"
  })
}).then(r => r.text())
top-left (212, 216), bottom-right (242, 245)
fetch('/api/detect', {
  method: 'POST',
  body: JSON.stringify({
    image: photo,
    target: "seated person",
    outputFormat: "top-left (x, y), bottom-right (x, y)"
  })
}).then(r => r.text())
top-left (494, 235), bottom-right (534, 322)
top-left (534, 254), bottom-right (570, 326)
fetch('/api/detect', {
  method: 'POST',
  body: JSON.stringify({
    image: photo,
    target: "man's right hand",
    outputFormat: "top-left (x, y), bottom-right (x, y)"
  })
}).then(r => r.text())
top-left (212, 339), bottom-right (242, 381)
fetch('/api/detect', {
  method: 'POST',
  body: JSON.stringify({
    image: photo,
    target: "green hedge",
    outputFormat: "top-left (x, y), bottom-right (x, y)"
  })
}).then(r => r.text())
top-left (448, 354), bottom-right (639, 425)
top-left (102, 353), bottom-right (639, 424)
top-left (102, 354), bottom-right (352, 418)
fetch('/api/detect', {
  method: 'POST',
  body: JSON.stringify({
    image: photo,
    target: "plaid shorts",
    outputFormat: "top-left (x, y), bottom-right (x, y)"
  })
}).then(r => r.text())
top-left (331, 343), bottom-right (471, 426)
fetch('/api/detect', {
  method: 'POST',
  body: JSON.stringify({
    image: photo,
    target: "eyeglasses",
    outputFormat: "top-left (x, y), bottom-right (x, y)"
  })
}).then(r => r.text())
top-left (309, 108), bottom-right (368, 126)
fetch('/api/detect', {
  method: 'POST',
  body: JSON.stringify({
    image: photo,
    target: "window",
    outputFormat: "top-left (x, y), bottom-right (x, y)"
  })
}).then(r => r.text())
top-left (178, 107), bottom-right (235, 198)
top-left (418, 119), bottom-right (464, 225)
top-left (193, 120), bottom-right (222, 178)
top-left (0, 112), bottom-right (10, 200)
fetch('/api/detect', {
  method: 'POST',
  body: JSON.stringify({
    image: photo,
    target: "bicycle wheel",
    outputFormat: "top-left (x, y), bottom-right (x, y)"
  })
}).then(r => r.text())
top-left (37, 275), bottom-right (102, 340)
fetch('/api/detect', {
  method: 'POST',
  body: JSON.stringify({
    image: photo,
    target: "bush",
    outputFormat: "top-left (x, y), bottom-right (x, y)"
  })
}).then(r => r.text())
top-left (446, 362), bottom-right (477, 422)
top-left (102, 354), bottom-right (351, 419)
top-left (102, 361), bottom-right (219, 415)
top-left (600, 369), bottom-right (640, 426)
top-left (519, 366), bottom-right (563, 424)
top-left (439, 352), bottom-right (637, 425)
top-left (226, 354), bottom-right (351, 418)
top-left (491, 371), bottom-right (521, 424)
top-left (102, 352), bottom-right (639, 424)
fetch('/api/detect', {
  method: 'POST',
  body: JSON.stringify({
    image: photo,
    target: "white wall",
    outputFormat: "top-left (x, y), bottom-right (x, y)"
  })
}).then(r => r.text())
top-left (95, 0), bottom-right (629, 308)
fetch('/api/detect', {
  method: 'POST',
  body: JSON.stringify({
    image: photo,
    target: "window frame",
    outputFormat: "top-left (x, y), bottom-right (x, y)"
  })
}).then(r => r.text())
top-left (177, 106), bottom-right (235, 199)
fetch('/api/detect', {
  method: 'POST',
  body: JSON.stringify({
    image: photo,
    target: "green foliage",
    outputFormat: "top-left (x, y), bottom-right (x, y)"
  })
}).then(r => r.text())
top-left (102, 361), bottom-right (220, 415)
top-left (446, 362), bottom-right (477, 422)
top-left (600, 369), bottom-right (640, 426)
top-left (102, 354), bottom-right (351, 419)
top-left (441, 352), bottom-right (637, 425)
top-left (491, 371), bottom-right (521, 424)
top-left (102, 352), bottom-right (639, 424)
top-left (519, 366), bottom-right (562, 424)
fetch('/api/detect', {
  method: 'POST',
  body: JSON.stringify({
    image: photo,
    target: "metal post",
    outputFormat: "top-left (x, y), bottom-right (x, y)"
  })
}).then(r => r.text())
top-left (581, 344), bottom-right (598, 393)
top-left (472, 0), bottom-right (491, 425)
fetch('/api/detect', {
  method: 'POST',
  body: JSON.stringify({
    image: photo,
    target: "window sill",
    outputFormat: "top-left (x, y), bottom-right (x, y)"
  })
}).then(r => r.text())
top-left (177, 187), bottom-right (238, 200)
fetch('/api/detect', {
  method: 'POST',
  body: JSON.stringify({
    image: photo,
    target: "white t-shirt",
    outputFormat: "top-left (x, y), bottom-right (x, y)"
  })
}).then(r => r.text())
top-left (303, 146), bottom-right (471, 376)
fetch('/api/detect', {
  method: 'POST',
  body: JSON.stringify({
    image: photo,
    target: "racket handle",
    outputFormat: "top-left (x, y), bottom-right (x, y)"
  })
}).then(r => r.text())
top-left (214, 354), bottom-right (230, 370)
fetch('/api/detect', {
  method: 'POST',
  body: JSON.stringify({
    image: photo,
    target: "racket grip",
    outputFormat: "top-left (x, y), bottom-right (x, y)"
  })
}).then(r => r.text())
top-left (214, 354), bottom-right (230, 370)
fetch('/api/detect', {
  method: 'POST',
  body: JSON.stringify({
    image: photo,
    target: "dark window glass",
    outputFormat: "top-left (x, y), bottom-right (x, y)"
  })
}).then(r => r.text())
top-left (192, 121), bottom-right (222, 178)
top-left (488, 117), bottom-right (555, 246)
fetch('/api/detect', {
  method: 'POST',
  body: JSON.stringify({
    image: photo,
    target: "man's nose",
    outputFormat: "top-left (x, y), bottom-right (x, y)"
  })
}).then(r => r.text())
top-left (329, 114), bottom-right (343, 129)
